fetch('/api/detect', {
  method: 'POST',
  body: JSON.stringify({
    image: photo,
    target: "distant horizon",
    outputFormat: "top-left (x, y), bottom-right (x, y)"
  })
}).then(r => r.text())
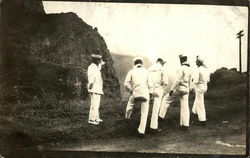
top-left (110, 52), bottom-right (246, 73)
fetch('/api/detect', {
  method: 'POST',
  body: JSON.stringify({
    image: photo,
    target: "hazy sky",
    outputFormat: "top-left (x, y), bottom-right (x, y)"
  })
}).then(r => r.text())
top-left (43, 2), bottom-right (248, 73)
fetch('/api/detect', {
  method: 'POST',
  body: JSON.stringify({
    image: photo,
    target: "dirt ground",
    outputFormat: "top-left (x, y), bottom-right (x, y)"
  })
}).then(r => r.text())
top-left (52, 127), bottom-right (246, 155)
top-left (0, 85), bottom-right (248, 157)
top-left (47, 96), bottom-right (247, 155)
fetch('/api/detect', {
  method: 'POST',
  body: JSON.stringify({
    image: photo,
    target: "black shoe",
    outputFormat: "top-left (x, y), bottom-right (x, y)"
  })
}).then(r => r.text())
top-left (198, 121), bottom-right (206, 126)
top-left (136, 132), bottom-right (145, 138)
top-left (180, 126), bottom-right (189, 131)
top-left (158, 117), bottom-right (165, 123)
top-left (148, 128), bottom-right (162, 134)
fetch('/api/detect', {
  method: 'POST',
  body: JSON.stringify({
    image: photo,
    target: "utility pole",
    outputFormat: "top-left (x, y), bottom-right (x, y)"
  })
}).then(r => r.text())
top-left (236, 30), bottom-right (244, 74)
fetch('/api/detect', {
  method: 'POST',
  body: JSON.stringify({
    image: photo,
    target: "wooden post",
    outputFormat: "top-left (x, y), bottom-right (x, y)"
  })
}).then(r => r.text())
top-left (239, 35), bottom-right (242, 74)
top-left (236, 30), bottom-right (244, 74)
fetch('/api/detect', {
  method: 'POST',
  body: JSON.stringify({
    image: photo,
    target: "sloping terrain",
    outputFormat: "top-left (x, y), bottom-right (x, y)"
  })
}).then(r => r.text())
top-left (0, 63), bottom-right (247, 156)
top-left (0, 0), bottom-right (121, 152)
top-left (0, 0), bottom-right (248, 156)
top-left (48, 68), bottom-right (247, 155)
top-left (0, 1), bottom-right (120, 101)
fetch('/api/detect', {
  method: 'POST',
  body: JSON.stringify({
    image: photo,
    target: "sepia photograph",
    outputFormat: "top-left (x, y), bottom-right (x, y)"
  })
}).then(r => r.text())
top-left (0, 0), bottom-right (249, 157)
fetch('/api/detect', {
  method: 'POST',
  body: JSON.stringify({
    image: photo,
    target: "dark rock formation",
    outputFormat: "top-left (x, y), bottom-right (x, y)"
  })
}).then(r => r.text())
top-left (208, 67), bottom-right (247, 88)
top-left (0, 0), bottom-right (121, 102)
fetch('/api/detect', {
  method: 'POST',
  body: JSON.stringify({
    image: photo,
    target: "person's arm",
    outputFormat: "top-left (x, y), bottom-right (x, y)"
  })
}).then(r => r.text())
top-left (162, 68), bottom-right (168, 86)
top-left (147, 69), bottom-right (154, 94)
top-left (189, 68), bottom-right (193, 91)
top-left (204, 68), bottom-right (210, 83)
top-left (192, 69), bottom-right (199, 84)
top-left (170, 68), bottom-right (182, 91)
top-left (207, 71), bottom-right (210, 83)
top-left (199, 67), bottom-right (210, 84)
top-left (87, 65), bottom-right (96, 89)
top-left (124, 70), bottom-right (133, 92)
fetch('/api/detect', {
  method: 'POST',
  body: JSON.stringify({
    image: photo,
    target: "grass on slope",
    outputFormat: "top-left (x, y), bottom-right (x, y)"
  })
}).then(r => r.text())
top-left (0, 71), bottom-right (247, 151)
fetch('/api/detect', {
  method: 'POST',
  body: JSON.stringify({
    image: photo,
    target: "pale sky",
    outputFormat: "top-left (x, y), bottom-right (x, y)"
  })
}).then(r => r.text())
top-left (43, 2), bottom-right (248, 74)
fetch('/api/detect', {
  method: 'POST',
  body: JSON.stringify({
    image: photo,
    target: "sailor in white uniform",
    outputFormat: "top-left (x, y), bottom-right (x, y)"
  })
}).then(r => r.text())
top-left (124, 57), bottom-right (149, 137)
top-left (159, 54), bottom-right (192, 130)
top-left (192, 55), bottom-right (210, 126)
top-left (148, 58), bottom-right (167, 133)
top-left (87, 54), bottom-right (105, 125)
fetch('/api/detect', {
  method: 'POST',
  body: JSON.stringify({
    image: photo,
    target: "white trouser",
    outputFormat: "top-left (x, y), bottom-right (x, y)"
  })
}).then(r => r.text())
top-left (159, 90), bottom-right (190, 126)
top-left (89, 93), bottom-right (101, 121)
top-left (192, 84), bottom-right (207, 121)
top-left (150, 87), bottom-right (163, 129)
top-left (125, 95), bottom-right (149, 134)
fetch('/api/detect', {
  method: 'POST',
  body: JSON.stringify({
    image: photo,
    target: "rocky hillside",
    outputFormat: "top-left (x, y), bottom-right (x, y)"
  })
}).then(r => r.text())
top-left (0, 0), bottom-right (121, 102)
top-left (206, 67), bottom-right (247, 99)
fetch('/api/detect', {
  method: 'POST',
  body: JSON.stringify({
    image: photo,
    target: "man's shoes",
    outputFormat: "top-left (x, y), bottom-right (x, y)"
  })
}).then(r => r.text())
top-left (180, 126), bottom-right (189, 131)
top-left (158, 117), bottom-right (165, 123)
top-left (148, 128), bottom-right (162, 134)
top-left (96, 118), bottom-right (103, 123)
top-left (136, 132), bottom-right (145, 138)
top-left (197, 121), bottom-right (206, 126)
top-left (88, 120), bottom-right (99, 125)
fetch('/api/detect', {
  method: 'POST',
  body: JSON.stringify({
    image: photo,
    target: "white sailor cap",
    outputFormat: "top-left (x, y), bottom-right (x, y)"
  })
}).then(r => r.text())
top-left (91, 54), bottom-right (102, 59)
top-left (196, 55), bottom-right (204, 64)
top-left (179, 53), bottom-right (187, 58)
top-left (133, 57), bottom-right (143, 62)
top-left (156, 57), bottom-right (166, 63)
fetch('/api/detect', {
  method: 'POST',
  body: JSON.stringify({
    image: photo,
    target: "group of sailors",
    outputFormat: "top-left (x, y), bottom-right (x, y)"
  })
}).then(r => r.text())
top-left (87, 53), bottom-right (210, 137)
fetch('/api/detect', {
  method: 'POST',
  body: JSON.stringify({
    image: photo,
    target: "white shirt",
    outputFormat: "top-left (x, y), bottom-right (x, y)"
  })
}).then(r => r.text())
top-left (171, 62), bottom-right (192, 92)
top-left (148, 63), bottom-right (163, 86)
top-left (161, 64), bottom-right (169, 87)
top-left (124, 64), bottom-right (149, 98)
top-left (87, 63), bottom-right (103, 95)
top-left (193, 66), bottom-right (210, 85)
top-left (148, 63), bottom-right (168, 93)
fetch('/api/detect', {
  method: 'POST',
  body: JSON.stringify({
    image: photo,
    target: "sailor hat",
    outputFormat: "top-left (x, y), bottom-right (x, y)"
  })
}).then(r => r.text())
top-left (91, 54), bottom-right (102, 59)
top-left (133, 57), bottom-right (143, 62)
top-left (157, 57), bottom-right (166, 64)
top-left (196, 55), bottom-right (204, 64)
top-left (179, 53), bottom-right (187, 58)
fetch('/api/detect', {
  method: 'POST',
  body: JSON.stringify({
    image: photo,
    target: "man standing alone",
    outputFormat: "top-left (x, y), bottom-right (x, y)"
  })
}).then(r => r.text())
top-left (87, 54), bottom-right (105, 125)
top-left (124, 57), bottom-right (149, 137)
top-left (159, 54), bottom-right (192, 130)
top-left (192, 56), bottom-right (210, 126)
